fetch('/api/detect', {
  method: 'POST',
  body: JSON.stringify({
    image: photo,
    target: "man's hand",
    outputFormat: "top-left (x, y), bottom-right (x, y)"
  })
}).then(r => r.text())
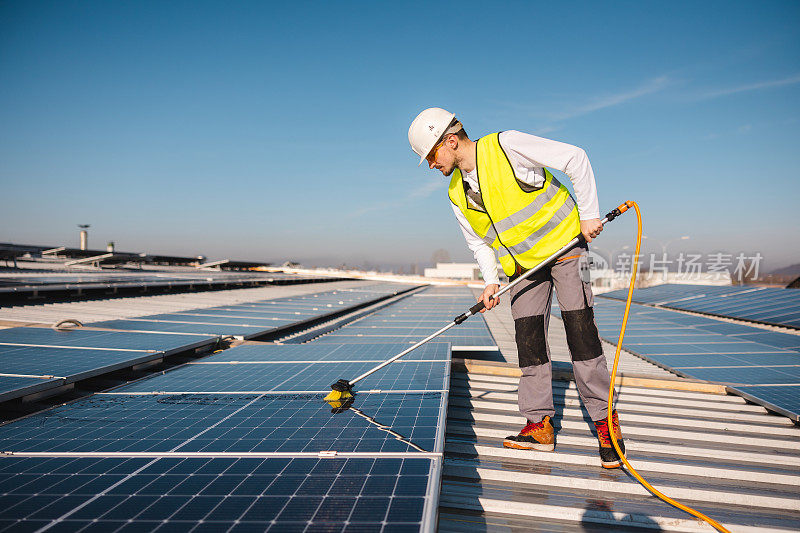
top-left (478, 284), bottom-right (500, 312)
top-left (580, 218), bottom-right (603, 243)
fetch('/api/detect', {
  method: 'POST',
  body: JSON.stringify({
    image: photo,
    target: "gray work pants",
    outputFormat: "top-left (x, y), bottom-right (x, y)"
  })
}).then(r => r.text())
top-left (509, 245), bottom-right (614, 423)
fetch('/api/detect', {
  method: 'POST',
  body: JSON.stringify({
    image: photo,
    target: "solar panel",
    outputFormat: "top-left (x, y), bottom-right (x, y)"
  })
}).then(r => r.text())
top-left (85, 284), bottom-right (417, 339)
top-left (206, 342), bottom-right (451, 362)
top-left (731, 385), bottom-right (800, 418)
top-left (0, 329), bottom-right (218, 403)
top-left (89, 318), bottom-right (273, 337)
top-left (309, 286), bottom-right (497, 348)
top-left (601, 283), bottom-right (800, 328)
top-left (0, 376), bottom-right (60, 402)
top-left (130, 313), bottom-right (297, 326)
top-left (0, 346), bottom-right (163, 380)
top-left (583, 298), bottom-right (800, 420)
top-left (313, 334), bottom-right (497, 346)
top-left (0, 455), bottom-right (440, 531)
top-left (0, 327), bottom-right (215, 353)
top-left (118, 360), bottom-right (449, 393)
top-left (0, 392), bottom-right (444, 454)
top-left (0, 283), bottom-right (447, 531)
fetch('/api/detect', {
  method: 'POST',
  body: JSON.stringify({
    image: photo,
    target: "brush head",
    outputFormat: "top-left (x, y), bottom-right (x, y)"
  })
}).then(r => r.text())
top-left (330, 379), bottom-right (352, 393)
top-left (324, 382), bottom-right (355, 412)
top-left (324, 379), bottom-right (353, 402)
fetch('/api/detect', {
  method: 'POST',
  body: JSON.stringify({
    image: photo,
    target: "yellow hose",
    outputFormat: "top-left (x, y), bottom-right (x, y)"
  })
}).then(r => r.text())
top-left (608, 201), bottom-right (731, 533)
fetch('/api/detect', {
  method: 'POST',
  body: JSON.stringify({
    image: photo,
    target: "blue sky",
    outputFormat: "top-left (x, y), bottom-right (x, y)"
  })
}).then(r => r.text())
top-left (1, 1), bottom-right (798, 271)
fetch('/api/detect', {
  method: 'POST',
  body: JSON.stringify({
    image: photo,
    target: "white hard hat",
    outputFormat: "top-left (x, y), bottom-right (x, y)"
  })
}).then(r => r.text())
top-left (408, 107), bottom-right (459, 166)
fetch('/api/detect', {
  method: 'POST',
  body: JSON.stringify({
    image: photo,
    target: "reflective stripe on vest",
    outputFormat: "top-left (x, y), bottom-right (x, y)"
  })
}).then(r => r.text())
top-left (448, 132), bottom-right (581, 276)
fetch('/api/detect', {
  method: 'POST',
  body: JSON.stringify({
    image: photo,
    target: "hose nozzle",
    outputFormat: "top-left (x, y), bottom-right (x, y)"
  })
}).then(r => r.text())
top-left (604, 201), bottom-right (635, 222)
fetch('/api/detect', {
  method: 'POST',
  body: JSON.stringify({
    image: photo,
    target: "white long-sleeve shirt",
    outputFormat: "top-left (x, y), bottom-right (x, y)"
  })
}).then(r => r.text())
top-left (452, 130), bottom-right (600, 286)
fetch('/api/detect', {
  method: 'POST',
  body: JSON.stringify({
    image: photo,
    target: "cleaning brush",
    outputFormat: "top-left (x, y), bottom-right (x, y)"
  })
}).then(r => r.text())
top-left (323, 379), bottom-right (353, 404)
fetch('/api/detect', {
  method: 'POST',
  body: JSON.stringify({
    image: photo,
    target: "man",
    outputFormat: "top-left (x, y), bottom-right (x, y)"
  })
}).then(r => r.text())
top-left (408, 107), bottom-right (624, 468)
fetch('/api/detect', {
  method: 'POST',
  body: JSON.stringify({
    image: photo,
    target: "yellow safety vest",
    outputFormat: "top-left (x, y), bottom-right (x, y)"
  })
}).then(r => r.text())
top-left (448, 132), bottom-right (581, 277)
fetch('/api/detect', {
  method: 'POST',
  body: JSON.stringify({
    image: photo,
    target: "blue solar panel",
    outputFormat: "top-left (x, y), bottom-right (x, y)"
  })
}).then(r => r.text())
top-left (307, 286), bottom-right (497, 348)
top-left (83, 284), bottom-right (417, 339)
top-left (0, 392), bottom-right (444, 454)
top-left (0, 346), bottom-right (163, 380)
top-left (0, 455), bottom-right (439, 531)
top-left (0, 283), bottom-right (448, 532)
top-left (0, 376), bottom-right (60, 402)
top-left (678, 366), bottom-right (800, 385)
top-left (0, 327), bottom-right (215, 353)
top-left (314, 334), bottom-right (497, 347)
top-left (732, 386), bottom-right (800, 419)
top-left (207, 342), bottom-right (451, 362)
top-left (131, 313), bottom-right (296, 326)
top-left (585, 298), bottom-right (800, 420)
top-left (653, 353), bottom-right (800, 367)
top-left (119, 360), bottom-right (449, 393)
top-left (601, 283), bottom-right (800, 328)
top-left (89, 318), bottom-right (271, 337)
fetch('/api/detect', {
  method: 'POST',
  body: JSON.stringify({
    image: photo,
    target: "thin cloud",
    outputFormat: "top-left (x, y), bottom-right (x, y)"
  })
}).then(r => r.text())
top-left (345, 179), bottom-right (445, 219)
top-left (551, 76), bottom-right (672, 122)
top-left (696, 73), bottom-right (800, 100)
top-left (408, 179), bottom-right (445, 199)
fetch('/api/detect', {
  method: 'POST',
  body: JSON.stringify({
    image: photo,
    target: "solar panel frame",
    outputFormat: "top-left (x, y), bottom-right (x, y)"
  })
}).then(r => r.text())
top-left (0, 376), bottom-right (61, 403)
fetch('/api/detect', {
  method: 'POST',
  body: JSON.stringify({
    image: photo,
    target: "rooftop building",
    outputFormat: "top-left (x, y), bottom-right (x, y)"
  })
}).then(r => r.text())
top-left (0, 272), bottom-right (797, 531)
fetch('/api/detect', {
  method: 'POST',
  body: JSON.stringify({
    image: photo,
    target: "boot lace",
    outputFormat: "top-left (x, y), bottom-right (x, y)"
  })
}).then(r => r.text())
top-left (595, 412), bottom-right (621, 446)
top-left (521, 419), bottom-right (545, 434)
top-left (594, 418), bottom-right (611, 446)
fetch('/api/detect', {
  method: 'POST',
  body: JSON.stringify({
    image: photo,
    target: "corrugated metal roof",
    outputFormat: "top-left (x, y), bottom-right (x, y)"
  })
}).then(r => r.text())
top-left (439, 289), bottom-right (800, 531)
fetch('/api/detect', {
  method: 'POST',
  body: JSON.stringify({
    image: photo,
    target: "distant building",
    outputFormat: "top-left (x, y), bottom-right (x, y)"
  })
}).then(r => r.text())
top-left (424, 262), bottom-right (482, 281)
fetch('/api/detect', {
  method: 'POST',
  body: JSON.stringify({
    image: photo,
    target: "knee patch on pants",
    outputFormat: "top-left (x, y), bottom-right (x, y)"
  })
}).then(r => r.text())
top-left (561, 307), bottom-right (603, 362)
top-left (515, 315), bottom-right (548, 367)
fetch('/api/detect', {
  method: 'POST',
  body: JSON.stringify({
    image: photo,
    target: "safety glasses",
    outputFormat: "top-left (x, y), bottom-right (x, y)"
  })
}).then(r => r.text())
top-left (425, 134), bottom-right (451, 165)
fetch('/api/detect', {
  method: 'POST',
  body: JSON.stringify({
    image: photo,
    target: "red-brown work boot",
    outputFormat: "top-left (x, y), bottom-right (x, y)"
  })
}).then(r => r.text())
top-left (503, 415), bottom-right (555, 451)
top-left (594, 410), bottom-right (625, 469)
